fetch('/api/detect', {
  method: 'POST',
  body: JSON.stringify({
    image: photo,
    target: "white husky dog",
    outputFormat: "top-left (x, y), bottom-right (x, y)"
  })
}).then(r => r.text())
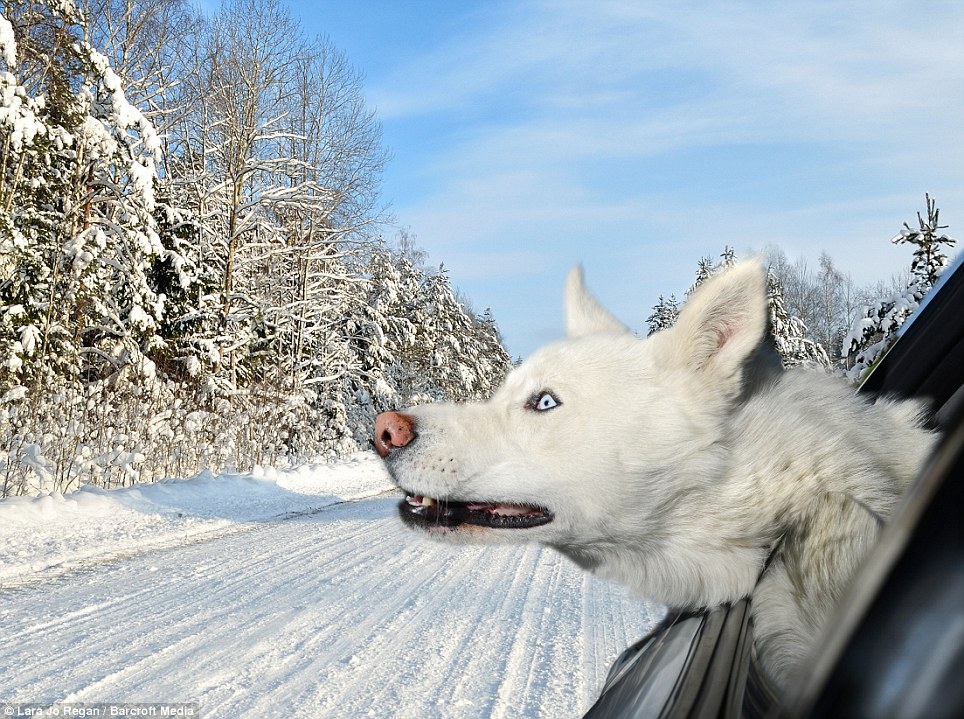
top-left (374, 261), bottom-right (936, 686)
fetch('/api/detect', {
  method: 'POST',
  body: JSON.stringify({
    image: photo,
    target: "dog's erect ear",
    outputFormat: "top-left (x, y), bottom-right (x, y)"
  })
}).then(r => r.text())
top-left (663, 260), bottom-right (769, 387)
top-left (565, 266), bottom-right (630, 337)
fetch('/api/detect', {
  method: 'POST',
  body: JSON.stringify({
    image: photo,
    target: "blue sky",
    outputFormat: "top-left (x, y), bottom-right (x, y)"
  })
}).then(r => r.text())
top-left (282, 0), bottom-right (962, 357)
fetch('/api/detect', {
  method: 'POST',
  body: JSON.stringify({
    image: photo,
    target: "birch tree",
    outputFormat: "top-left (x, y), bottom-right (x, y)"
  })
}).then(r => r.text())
top-left (265, 36), bottom-right (387, 390)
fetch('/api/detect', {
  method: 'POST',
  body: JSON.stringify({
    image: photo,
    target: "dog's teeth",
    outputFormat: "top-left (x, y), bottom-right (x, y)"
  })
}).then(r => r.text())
top-left (420, 496), bottom-right (436, 507)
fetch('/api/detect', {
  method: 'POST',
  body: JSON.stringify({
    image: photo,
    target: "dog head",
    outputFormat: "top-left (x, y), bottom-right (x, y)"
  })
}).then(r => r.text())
top-left (374, 261), bottom-right (773, 560)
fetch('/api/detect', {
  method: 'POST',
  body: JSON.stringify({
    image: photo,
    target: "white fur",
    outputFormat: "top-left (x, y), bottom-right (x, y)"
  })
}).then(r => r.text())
top-left (379, 261), bottom-right (936, 687)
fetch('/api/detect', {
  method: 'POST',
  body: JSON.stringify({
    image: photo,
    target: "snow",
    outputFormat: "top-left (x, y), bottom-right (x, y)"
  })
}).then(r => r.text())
top-left (0, 453), bottom-right (660, 718)
top-left (0, 13), bottom-right (16, 67)
top-left (17, 324), bottom-right (40, 356)
top-left (84, 43), bottom-right (162, 157)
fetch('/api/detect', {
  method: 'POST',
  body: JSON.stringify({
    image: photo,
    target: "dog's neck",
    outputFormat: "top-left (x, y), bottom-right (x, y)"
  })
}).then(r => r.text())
top-left (552, 540), bottom-right (768, 610)
top-left (550, 487), bottom-right (776, 609)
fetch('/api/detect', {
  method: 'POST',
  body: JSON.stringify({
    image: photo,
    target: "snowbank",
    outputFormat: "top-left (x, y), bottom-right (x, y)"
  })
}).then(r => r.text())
top-left (0, 452), bottom-right (394, 584)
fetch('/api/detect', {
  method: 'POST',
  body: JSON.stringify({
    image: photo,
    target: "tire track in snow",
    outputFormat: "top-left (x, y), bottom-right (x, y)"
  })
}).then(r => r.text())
top-left (445, 543), bottom-right (560, 718)
top-left (309, 544), bottom-right (498, 717)
top-left (491, 547), bottom-right (578, 718)
top-left (350, 543), bottom-right (547, 718)
top-left (4, 499), bottom-right (405, 704)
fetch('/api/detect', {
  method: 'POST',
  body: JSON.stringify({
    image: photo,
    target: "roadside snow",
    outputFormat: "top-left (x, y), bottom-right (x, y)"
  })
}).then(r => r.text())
top-left (0, 453), bottom-right (660, 718)
top-left (0, 453), bottom-right (390, 584)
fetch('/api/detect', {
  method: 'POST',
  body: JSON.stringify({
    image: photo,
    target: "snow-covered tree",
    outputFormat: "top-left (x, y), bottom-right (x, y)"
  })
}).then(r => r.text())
top-left (767, 272), bottom-right (831, 369)
top-left (718, 245), bottom-right (737, 271)
top-left (762, 246), bottom-right (878, 365)
top-left (662, 248), bottom-right (832, 369)
top-left (399, 265), bottom-right (504, 403)
top-left (687, 256), bottom-right (716, 297)
top-left (357, 248), bottom-right (423, 407)
top-left (0, 1), bottom-right (514, 496)
top-left (893, 193), bottom-right (955, 287)
top-left (0, 0), bottom-right (172, 387)
top-left (160, 0), bottom-right (390, 391)
top-left (264, 36), bottom-right (388, 391)
top-left (843, 196), bottom-right (956, 382)
top-left (686, 246), bottom-right (736, 298)
top-left (646, 294), bottom-right (679, 335)
top-left (473, 307), bottom-right (512, 393)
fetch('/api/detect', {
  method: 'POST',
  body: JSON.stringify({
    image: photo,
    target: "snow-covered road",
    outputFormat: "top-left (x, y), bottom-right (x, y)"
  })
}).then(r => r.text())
top-left (0, 456), bottom-right (660, 718)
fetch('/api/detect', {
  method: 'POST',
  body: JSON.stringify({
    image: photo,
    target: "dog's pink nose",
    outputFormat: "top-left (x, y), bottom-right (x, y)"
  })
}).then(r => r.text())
top-left (374, 412), bottom-right (416, 458)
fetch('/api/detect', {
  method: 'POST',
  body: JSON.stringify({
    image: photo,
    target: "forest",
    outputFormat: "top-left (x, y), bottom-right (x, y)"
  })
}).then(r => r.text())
top-left (0, 0), bottom-right (511, 496)
top-left (0, 0), bottom-right (956, 497)
top-left (647, 195), bottom-right (955, 380)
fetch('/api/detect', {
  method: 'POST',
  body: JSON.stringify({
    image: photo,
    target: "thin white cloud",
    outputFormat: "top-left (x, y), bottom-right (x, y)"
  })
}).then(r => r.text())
top-left (374, 0), bottom-right (963, 148)
top-left (367, 0), bottom-right (963, 356)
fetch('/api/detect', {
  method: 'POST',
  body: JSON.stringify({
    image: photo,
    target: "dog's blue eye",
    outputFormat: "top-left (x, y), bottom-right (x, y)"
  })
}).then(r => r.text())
top-left (529, 392), bottom-right (560, 412)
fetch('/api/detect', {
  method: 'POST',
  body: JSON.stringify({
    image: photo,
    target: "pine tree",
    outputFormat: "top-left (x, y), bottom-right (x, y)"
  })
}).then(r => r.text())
top-left (473, 307), bottom-right (512, 394)
top-left (0, 0), bottom-right (171, 387)
top-left (646, 295), bottom-right (679, 335)
top-left (892, 193), bottom-right (955, 288)
top-left (718, 245), bottom-right (737, 271)
top-left (767, 272), bottom-right (831, 369)
top-left (843, 195), bottom-right (956, 382)
top-left (687, 256), bottom-right (715, 296)
top-left (667, 249), bottom-right (831, 368)
top-left (359, 248), bottom-right (425, 407)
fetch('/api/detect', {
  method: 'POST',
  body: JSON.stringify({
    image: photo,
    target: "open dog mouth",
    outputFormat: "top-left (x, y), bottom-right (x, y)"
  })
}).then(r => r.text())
top-left (399, 494), bottom-right (554, 530)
